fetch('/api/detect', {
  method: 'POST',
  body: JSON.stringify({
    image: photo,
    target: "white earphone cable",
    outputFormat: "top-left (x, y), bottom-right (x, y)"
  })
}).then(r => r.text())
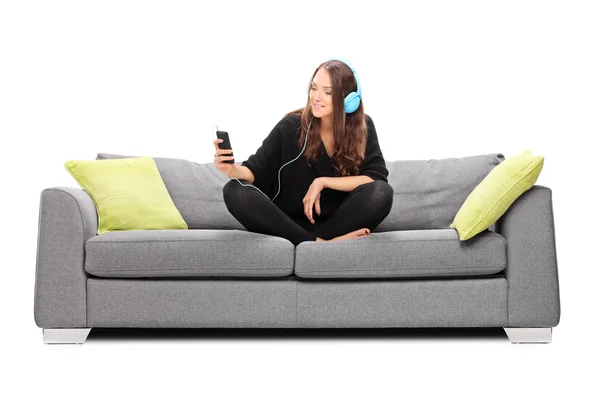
top-left (217, 117), bottom-right (313, 202)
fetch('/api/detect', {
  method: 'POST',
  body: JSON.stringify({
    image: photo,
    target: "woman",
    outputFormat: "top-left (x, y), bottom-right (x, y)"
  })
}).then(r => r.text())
top-left (213, 59), bottom-right (393, 246)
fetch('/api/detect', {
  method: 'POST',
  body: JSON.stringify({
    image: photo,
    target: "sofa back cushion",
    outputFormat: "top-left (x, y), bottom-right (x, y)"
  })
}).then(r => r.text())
top-left (376, 153), bottom-right (504, 231)
top-left (97, 152), bottom-right (503, 232)
top-left (96, 153), bottom-right (245, 230)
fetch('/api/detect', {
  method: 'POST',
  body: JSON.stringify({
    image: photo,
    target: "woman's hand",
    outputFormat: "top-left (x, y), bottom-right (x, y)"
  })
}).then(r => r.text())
top-left (303, 178), bottom-right (325, 224)
top-left (213, 138), bottom-right (235, 176)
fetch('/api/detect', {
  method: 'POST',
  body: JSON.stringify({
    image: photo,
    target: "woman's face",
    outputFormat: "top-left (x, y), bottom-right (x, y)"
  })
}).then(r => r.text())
top-left (310, 68), bottom-right (333, 120)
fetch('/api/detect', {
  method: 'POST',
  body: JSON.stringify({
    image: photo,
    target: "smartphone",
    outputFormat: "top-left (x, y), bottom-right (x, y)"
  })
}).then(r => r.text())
top-left (216, 130), bottom-right (234, 164)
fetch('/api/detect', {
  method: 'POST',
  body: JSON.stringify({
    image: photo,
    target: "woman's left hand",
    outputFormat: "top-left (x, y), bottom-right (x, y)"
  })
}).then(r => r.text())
top-left (303, 178), bottom-right (325, 224)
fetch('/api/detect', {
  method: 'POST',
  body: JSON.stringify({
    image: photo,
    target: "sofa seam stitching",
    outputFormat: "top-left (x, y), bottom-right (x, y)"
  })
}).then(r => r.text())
top-left (86, 239), bottom-right (288, 244)
top-left (85, 237), bottom-right (505, 246)
top-left (86, 267), bottom-right (292, 272)
top-left (307, 238), bottom-right (506, 246)
top-left (299, 264), bottom-right (506, 272)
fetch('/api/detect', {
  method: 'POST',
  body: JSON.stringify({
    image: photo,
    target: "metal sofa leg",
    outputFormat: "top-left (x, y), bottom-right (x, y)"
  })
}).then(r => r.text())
top-left (43, 328), bottom-right (92, 344)
top-left (503, 327), bottom-right (552, 344)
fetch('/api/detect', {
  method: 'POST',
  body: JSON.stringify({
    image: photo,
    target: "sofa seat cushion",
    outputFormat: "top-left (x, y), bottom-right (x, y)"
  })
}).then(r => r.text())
top-left (85, 229), bottom-right (294, 278)
top-left (295, 229), bottom-right (506, 279)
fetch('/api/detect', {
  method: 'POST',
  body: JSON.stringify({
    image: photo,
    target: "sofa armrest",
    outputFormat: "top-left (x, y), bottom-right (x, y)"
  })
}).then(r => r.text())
top-left (34, 187), bottom-right (98, 328)
top-left (498, 185), bottom-right (560, 327)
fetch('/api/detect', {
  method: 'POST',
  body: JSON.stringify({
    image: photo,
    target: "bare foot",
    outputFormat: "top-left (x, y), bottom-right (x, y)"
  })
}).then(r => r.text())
top-left (317, 228), bottom-right (370, 242)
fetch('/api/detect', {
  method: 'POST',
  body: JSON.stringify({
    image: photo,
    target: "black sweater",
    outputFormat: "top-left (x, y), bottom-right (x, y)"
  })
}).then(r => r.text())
top-left (241, 114), bottom-right (388, 219)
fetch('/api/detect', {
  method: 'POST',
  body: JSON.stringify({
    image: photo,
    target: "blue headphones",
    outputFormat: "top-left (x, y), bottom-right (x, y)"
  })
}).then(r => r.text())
top-left (334, 58), bottom-right (362, 114)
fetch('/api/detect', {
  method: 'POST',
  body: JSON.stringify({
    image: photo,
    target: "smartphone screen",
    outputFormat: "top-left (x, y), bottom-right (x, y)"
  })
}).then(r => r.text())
top-left (216, 131), bottom-right (234, 164)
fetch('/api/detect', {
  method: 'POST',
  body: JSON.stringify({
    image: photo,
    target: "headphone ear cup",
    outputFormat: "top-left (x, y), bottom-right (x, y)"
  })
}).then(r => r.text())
top-left (344, 91), bottom-right (360, 114)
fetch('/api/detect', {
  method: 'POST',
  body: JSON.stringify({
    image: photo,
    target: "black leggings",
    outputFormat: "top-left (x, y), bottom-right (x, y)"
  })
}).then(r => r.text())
top-left (223, 179), bottom-right (394, 246)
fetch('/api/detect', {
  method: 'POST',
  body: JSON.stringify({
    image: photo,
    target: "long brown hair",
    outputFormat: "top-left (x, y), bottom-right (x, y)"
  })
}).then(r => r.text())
top-left (285, 60), bottom-right (367, 177)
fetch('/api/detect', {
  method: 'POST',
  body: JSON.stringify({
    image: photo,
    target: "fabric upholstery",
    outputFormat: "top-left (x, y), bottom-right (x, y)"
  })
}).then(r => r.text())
top-left (297, 277), bottom-right (507, 328)
top-left (87, 278), bottom-right (297, 328)
top-left (377, 153), bottom-right (504, 231)
top-left (98, 152), bottom-right (503, 231)
top-left (499, 185), bottom-right (560, 327)
top-left (295, 229), bottom-right (506, 278)
top-left (34, 188), bottom-right (97, 328)
top-left (85, 229), bottom-right (294, 278)
top-left (86, 276), bottom-right (507, 328)
top-left (96, 153), bottom-right (245, 230)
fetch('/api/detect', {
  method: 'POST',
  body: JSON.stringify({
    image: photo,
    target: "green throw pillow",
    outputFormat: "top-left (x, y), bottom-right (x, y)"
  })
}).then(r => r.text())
top-left (64, 156), bottom-right (188, 234)
top-left (450, 150), bottom-right (544, 241)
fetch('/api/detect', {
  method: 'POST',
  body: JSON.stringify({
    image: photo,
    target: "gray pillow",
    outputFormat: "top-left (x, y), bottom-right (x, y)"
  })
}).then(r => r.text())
top-left (376, 153), bottom-right (504, 231)
top-left (96, 153), bottom-right (245, 230)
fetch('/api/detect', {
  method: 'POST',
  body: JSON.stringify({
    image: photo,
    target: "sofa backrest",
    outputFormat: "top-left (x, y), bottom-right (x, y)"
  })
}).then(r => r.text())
top-left (97, 152), bottom-right (503, 231)
top-left (96, 153), bottom-right (246, 230)
top-left (377, 153), bottom-right (504, 231)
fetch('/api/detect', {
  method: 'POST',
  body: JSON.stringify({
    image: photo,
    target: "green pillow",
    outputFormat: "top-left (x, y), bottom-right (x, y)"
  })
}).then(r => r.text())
top-left (450, 150), bottom-right (544, 241)
top-left (64, 157), bottom-right (188, 234)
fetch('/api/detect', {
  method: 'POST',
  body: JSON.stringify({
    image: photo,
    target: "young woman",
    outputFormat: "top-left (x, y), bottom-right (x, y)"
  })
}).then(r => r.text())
top-left (213, 59), bottom-right (393, 246)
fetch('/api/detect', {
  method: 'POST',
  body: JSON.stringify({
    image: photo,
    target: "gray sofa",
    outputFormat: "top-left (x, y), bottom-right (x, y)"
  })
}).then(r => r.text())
top-left (34, 153), bottom-right (561, 344)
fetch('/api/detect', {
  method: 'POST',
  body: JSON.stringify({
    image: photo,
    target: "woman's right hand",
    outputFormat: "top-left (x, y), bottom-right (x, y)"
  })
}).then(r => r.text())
top-left (213, 138), bottom-right (235, 176)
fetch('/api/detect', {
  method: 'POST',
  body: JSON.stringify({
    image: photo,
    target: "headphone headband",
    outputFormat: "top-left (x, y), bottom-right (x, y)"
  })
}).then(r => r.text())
top-left (331, 58), bottom-right (362, 113)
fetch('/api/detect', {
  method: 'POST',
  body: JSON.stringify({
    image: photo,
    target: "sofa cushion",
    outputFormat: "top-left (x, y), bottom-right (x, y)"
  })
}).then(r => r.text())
top-left (84, 229), bottom-right (294, 278)
top-left (295, 229), bottom-right (506, 279)
top-left (65, 157), bottom-right (188, 234)
top-left (451, 150), bottom-right (544, 240)
top-left (96, 153), bottom-right (245, 230)
top-left (376, 153), bottom-right (504, 231)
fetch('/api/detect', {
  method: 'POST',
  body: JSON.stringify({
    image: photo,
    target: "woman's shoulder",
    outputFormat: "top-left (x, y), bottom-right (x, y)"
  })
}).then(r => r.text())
top-left (280, 113), bottom-right (302, 126)
top-left (273, 113), bottom-right (302, 136)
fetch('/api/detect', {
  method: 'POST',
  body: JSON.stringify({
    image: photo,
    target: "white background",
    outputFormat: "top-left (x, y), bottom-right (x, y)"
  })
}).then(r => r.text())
top-left (1, 0), bottom-right (598, 398)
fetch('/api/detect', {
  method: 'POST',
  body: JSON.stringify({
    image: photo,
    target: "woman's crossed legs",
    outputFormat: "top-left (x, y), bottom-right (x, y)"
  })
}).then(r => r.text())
top-left (223, 179), bottom-right (393, 246)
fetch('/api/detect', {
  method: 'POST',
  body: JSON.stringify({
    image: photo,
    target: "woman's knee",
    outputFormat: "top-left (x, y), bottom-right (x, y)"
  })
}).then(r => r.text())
top-left (364, 180), bottom-right (394, 211)
top-left (223, 179), bottom-right (245, 207)
top-left (223, 179), bottom-right (271, 210)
